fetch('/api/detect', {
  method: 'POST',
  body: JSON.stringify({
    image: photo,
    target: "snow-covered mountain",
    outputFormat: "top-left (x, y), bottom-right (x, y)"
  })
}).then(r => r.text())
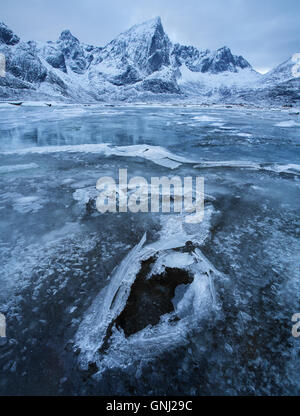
top-left (87, 17), bottom-right (181, 96)
top-left (263, 56), bottom-right (300, 85)
top-left (0, 18), bottom-right (298, 104)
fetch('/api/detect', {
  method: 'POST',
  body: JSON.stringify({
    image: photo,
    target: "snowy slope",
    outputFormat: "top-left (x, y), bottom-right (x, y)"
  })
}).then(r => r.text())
top-left (263, 55), bottom-right (300, 85)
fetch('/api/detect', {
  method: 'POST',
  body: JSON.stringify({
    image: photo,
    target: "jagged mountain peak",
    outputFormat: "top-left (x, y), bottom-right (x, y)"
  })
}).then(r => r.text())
top-left (173, 42), bottom-right (251, 74)
top-left (0, 21), bottom-right (20, 45)
top-left (217, 46), bottom-right (231, 53)
top-left (55, 28), bottom-right (88, 74)
top-left (98, 16), bottom-right (172, 76)
top-left (124, 16), bottom-right (164, 35)
top-left (59, 29), bottom-right (79, 44)
top-left (107, 16), bottom-right (168, 49)
top-left (213, 46), bottom-right (251, 71)
top-left (151, 16), bottom-right (162, 25)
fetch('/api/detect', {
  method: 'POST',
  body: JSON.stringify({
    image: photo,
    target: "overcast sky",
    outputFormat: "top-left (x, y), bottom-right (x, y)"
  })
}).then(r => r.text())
top-left (1, 0), bottom-right (299, 73)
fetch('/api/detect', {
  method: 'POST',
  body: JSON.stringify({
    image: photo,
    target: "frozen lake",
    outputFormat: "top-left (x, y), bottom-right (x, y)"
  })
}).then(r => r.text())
top-left (0, 104), bottom-right (299, 395)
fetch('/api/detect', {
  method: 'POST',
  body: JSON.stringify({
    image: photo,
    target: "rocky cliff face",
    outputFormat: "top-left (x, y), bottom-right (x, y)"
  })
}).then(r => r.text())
top-left (173, 44), bottom-right (251, 74)
top-left (88, 17), bottom-right (180, 95)
top-left (98, 17), bottom-right (172, 77)
top-left (0, 22), bottom-right (20, 45)
top-left (0, 18), bottom-right (298, 104)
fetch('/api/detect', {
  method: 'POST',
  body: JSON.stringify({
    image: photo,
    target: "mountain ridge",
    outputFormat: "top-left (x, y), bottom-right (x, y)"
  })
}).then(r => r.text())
top-left (0, 18), bottom-right (298, 104)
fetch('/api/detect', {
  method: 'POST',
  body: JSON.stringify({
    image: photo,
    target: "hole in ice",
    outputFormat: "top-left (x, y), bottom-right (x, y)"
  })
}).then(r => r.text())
top-left (114, 257), bottom-right (194, 337)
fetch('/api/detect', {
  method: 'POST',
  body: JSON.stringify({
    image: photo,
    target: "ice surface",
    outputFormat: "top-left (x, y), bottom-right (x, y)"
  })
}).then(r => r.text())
top-left (13, 196), bottom-right (43, 214)
top-left (72, 186), bottom-right (99, 206)
top-left (0, 105), bottom-right (299, 395)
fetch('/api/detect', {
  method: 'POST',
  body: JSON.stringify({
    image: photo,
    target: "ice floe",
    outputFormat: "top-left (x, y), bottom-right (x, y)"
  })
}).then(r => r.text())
top-left (1, 144), bottom-right (195, 170)
top-left (194, 160), bottom-right (261, 170)
top-left (275, 120), bottom-right (300, 128)
top-left (236, 132), bottom-right (252, 138)
top-left (0, 163), bottom-right (39, 174)
top-left (192, 115), bottom-right (221, 122)
top-left (194, 161), bottom-right (300, 176)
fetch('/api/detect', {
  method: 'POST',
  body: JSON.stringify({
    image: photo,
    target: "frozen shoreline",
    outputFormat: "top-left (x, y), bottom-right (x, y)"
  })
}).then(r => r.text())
top-left (0, 100), bottom-right (299, 112)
